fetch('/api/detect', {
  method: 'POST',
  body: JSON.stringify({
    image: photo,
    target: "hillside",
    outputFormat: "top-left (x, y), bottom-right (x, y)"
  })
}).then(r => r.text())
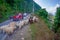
top-left (0, 0), bottom-right (41, 23)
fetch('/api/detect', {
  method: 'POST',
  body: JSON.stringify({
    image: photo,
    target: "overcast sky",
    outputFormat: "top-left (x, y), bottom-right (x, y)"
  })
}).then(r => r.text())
top-left (33, 0), bottom-right (60, 15)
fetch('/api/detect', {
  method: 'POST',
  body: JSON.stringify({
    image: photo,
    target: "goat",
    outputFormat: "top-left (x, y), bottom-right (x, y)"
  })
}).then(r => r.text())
top-left (24, 19), bottom-right (29, 25)
top-left (0, 22), bottom-right (17, 34)
top-left (33, 16), bottom-right (39, 23)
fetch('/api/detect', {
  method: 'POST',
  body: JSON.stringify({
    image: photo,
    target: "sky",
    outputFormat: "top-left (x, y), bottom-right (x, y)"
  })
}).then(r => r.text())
top-left (33, 0), bottom-right (60, 15)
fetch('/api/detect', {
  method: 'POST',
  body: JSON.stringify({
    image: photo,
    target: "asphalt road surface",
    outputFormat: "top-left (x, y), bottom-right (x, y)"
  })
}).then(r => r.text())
top-left (0, 14), bottom-right (31, 40)
top-left (5, 24), bottom-right (32, 40)
top-left (0, 19), bottom-right (13, 40)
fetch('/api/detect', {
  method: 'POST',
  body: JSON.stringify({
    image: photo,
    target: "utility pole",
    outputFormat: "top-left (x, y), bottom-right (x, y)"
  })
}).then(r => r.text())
top-left (33, 0), bottom-right (34, 14)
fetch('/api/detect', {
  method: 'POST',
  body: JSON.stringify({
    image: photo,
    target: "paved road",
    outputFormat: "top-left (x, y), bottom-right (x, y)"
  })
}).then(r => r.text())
top-left (0, 14), bottom-right (31, 40)
top-left (5, 24), bottom-right (32, 40)
top-left (0, 19), bottom-right (13, 26)
top-left (0, 19), bottom-right (13, 40)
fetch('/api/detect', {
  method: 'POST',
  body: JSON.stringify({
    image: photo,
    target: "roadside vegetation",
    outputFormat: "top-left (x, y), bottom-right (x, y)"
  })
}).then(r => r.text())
top-left (30, 15), bottom-right (54, 40)
top-left (30, 7), bottom-right (60, 40)
top-left (30, 23), bottom-right (37, 40)
top-left (53, 7), bottom-right (60, 40)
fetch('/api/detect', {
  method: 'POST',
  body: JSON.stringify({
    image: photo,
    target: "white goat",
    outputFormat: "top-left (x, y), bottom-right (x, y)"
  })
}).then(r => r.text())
top-left (35, 17), bottom-right (39, 22)
top-left (33, 16), bottom-right (36, 22)
top-left (16, 20), bottom-right (25, 29)
top-left (2, 27), bottom-right (16, 34)
top-left (33, 16), bottom-right (39, 23)
top-left (0, 25), bottom-right (9, 30)
top-left (24, 19), bottom-right (29, 25)
top-left (20, 20), bottom-right (25, 28)
top-left (16, 21), bottom-right (22, 29)
top-left (0, 22), bottom-right (17, 34)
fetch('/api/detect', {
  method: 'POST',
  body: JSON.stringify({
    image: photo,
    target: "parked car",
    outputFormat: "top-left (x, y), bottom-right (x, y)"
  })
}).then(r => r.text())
top-left (23, 13), bottom-right (28, 19)
top-left (12, 13), bottom-right (23, 21)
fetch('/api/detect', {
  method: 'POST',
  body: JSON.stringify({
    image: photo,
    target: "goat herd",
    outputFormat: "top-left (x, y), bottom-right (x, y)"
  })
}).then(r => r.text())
top-left (0, 15), bottom-right (39, 35)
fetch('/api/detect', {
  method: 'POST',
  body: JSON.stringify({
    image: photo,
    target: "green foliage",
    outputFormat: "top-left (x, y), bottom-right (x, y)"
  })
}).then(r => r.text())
top-left (34, 2), bottom-right (41, 13)
top-left (37, 9), bottom-right (48, 19)
top-left (30, 23), bottom-right (37, 40)
top-left (5, 0), bottom-right (14, 6)
top-left (54, 7), bottom-right (60, 33)
top-left (35, 8), bottom-right (53, 29)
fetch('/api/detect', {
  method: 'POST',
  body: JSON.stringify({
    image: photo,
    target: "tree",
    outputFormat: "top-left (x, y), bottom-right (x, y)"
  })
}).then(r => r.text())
top-left (5, 0), bottom-right (14, 6)
top-left (38, 9), bottom-right (48, 19)
top-left (54, 7), bottom-right (60, 33)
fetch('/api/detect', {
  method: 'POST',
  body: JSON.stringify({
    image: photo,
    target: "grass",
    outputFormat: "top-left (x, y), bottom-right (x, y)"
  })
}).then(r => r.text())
top-left (30, 15), bottom-right (54, 40)
top-left (30, 23), bottom-right (37, 40)
top-left (38, 16), bottom-right (53, 30)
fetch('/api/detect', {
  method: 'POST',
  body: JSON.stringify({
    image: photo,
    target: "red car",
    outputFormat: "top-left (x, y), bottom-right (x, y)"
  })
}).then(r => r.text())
top-left (13, 13), bottom-right (23, 21)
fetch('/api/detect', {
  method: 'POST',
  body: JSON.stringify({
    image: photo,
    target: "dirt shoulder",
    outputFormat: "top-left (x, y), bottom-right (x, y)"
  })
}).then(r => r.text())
top-left (30, 16), bottom-right (54, 40)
